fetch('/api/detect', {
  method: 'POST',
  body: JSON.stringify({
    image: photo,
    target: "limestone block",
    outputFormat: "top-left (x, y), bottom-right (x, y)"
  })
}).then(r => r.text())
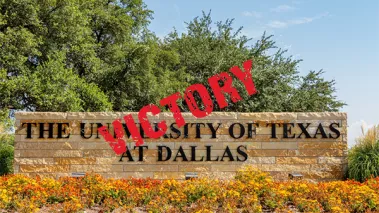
top-left (123, 164), bottom-right (178, 172)
top-left (100, 172), bottom-right (154, 179)
top-left (297, 112), bottom-right (347, 120)
top-left (261, 142), bottom-right (298, 149)
top-left (96, 157), bottom-right (117, 165)
top-left (276, 157), bottom-right (318, 164)
top-left (244, 157), bottom-right (275, 164)
top-left (310, 164), bottom-right (344, 172)
top-left (70, 164), bottom-right (123, 172)
top-left (153, 172), bottom-right (185, 179)
top-left (261, 164), bottom-right (310, 172)
top-left (223, 142), bottom-right (261, 149)
top-left (305, 171), bottom-right (344, 179)
top-left (211, 165), bottom-right (238, 172)
top-left (238, 113), bottom-right (297, 121)
top-left (15, 158), bottom-right (54, 165)
top-left (295, 149), bottom-right (344, 157)
top-left (15, 112), bottom-right (67, 120)
top-left (18, 150), bottom-right (82, 158)
top-left (20, 165), bottom-right (69, 173)
top-left (178, 165), bottom-right (211, 172)
top-left (201, 172), bottom-right (236, 180)
top-left (83, 150), bottom-right (115, 157)
top-left (176, 142), bottom-right (224, 150)
top-left (269, 171), bottom-right (289, 180)
top-left (15, 142), bottom-right (39, 150)
top-left (78, 142), bottom-right (112, 150)
top-left (318, 157), bottom-right (347, 164)
top-left (248, 149), bottom-right (290, 157)
top-left (55, 157), bottom-right (97, 165)
top-left (298, 142), bottom-right (347, 150)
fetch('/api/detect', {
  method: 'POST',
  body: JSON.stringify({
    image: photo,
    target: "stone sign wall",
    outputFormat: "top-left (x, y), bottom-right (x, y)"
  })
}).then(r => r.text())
top-left (14, 112), bottom-right (347, 181)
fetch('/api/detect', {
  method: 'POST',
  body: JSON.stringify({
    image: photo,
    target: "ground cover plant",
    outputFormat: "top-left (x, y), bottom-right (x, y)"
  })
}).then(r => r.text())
top-left (0, 166), bottom-right (379, 213)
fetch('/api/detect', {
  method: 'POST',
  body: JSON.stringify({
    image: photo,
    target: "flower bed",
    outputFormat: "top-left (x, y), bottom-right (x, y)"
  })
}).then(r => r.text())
top-left (1, 167), bottom-right (379, 213)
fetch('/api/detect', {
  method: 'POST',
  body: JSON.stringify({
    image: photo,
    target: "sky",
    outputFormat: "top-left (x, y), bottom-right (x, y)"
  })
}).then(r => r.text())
top-left (144, 0), bottom-right (379, 147)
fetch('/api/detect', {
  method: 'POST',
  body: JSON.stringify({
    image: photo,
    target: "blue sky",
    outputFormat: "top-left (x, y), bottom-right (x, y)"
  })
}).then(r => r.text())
top-left (144, 0), bottom-right (379, 147)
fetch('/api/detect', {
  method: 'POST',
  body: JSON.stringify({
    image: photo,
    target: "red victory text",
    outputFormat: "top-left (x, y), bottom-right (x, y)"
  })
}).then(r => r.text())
top-left (98, 59), bottom-right (258, 154)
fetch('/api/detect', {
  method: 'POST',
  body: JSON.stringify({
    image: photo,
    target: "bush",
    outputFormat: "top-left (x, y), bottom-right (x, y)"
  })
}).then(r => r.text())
top-left (0, 143), bottom-right (13, 175)
top-left (0, 110), bottom-right (14, 175)
top-left (1, 171), bottom-right (379, 212)
top-left (348, 125), bottom-right (379, 182)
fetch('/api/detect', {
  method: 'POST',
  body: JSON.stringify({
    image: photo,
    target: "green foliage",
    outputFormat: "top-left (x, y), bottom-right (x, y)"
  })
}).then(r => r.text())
top-left (0, 0), bottom-right (153, 111)
top-left (0, 1), bottom-right (344, 112)
top-left (0, 143), bottom-right (13, 175)
top-left (348, 125), bottom-right (379, 182)
top-left (0, 109), bottom-right (14, 175)
top-left (10, 52), bottom-right (112, 111)
top-left (164, 12), bottom-right (345, 112)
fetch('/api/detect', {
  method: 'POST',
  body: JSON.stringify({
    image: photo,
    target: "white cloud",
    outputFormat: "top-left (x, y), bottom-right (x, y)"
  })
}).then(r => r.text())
top-left (271, 5), bottom-right (295, 12)
top-left (348, 120), bottom-right (374, 148)
top-left (267, 21), bottom-right (289, 28)
top-left (283, 44), bottom-right (292, 51)
top-left (240, 27), bottom-right (274, 39)
top-left (267, 12), bottom-right (329, 28)
top-left (242, 11), bottom-right (262, 18)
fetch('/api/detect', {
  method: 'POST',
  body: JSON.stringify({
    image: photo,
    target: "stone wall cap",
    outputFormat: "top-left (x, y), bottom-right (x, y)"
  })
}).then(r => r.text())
top-left (15, 111), bottom-right (347, 120)
top-left (15, 112), bottom-right (68, 120)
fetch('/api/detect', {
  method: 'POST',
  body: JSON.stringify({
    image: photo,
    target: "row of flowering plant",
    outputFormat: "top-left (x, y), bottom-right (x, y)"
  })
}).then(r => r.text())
top-left (1, 166), bottom-right (379, 212)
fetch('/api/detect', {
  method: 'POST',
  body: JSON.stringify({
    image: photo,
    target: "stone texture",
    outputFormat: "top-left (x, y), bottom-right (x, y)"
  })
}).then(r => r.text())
top-left (201, 172), bottom-right (236, 180)
top-left (310, 164), bottom-right (344, 172)
top-left (15, 112), bottom-right (67, 120)
top-left (177, 142), bottom-right (224, 150)
top-left (238, 112), bottom-right (297, 120)
top-left (178, 165), bottom-right (211, 172)
top-left (20, 165), bottom-right (69, 173)
top-left (304, 171), bottom-right (344, 179)
top-left (14, 112), bottom-right (347, 181)
top-left (71, 165), bottom-right (123, 172)
top-left (261, 164), bottom-right (310, 172)
top-left (298, 142), bottom-right (346, 150)
top-left (318, 157), bottom-right (347, 164)
top-left (83, 150), bottom-right (115, 157)
top-left (55, 157), bottom-right (97, 165)
top-left (245, 157), bottom-right (275, 164)
top-left (294, 149), bottom-right (345, 157)
top-left (211, 165), bottom-right (237, 172)
top-left (297, 112), bottom-right (347, 120)
top-left (123, 164), bottom-right (178, 172)
top-left (78, 142), bottom-right (112, 150)
top-left (153, 172), bottom-right (185, 179)
top-left (101, 172), bottom-right (154, 179)
top-left (17, 150), bottom-right (82, 158)
top-left (15, 158), bottom-right (54, 165)
top-left (276, 157), bottom-right (318, 164)
top-left (248, 149), bottom-right (290, 157)
top-left (261, 142), bottom-right (298, 149)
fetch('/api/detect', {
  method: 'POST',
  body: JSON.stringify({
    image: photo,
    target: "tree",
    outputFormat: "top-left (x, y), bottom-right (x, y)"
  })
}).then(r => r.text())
top-left (0, 2), bottom-right (344, 113)
top-left (163, 12), bottom-right (345, 112)
top-left (0, 0), bottom-right (158, 112)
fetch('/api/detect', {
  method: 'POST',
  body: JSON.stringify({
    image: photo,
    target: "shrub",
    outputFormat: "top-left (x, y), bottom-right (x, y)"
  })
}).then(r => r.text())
top-left (1, 171), bottom-right (379, 212)
top-left (0, 143), bottom-right (14, 175)
top-left (348, 125), bottom-right (379, 182)
top-left (0, 110), bottom-right (14, 175)
top-left (0, 143), bottom-right (13, 175)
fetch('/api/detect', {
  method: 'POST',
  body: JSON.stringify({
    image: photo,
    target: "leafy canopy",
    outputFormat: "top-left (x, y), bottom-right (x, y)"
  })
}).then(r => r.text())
top-left (0, 2), bottom-right (345, 113)
top-left (163, 12), bottom-right (344, 112)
